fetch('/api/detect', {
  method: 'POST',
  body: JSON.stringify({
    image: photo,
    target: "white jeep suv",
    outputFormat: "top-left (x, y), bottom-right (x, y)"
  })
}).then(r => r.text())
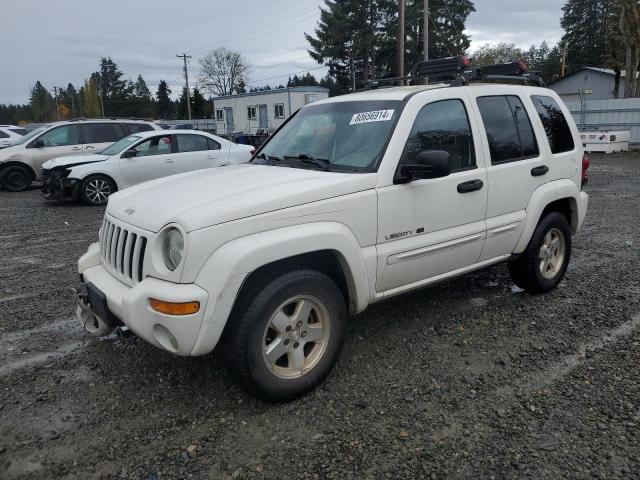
top-left (76, 59), bottom-right (589, 401)
top-left (0, 118), bottom-right (159, 191)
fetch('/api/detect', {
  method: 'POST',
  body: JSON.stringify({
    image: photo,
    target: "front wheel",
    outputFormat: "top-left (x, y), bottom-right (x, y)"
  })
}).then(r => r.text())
top-left (80, 175), bottom-right (116, 206)
top-left (0, 165), bottom-right (32, 192)
top-left (224, 269), bottom-right (346, 402)
top-left (509, 212), bottom-right (572, 293)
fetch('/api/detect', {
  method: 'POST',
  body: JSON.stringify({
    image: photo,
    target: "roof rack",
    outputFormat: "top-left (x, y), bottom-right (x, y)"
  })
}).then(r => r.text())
top-left (67, 117), bottom-right (150, 122)
top-left (367, 56), bottom-right (546, 89)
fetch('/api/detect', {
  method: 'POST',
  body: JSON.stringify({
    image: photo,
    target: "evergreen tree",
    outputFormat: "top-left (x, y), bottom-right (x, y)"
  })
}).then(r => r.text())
top-left (191, 87), bottom-right (207, 118)
top-left (155, 80), bottom-right (173, 120)
top-left (30, 81), bottom-right (52, 122)
top-left (560, 0), bottom-right (621, 72)
top-left (97, 57), bottom-right (132, 116)
top-left (83, 77), bottom-right (102, 118)
top-left (132, 75), bottom-right (154, 118)
top-left (177, 87), bottom-right (189, 119)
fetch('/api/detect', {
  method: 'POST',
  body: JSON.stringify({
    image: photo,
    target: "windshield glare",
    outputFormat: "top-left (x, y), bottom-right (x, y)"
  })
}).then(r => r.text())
top-left (258, 100), bottom-right (402, 172)
top-left (101, 135), bottom-right (142, 156)
top-left (13, 126), bottom-right (48, 146)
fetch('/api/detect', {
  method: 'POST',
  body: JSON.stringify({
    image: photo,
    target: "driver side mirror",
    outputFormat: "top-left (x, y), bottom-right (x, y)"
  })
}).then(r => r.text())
top-left (122, 149), bottom-right (137, 158)
top-left (395, 150), bottom-right (451, 184)
top-left (33, 139), bottom-right (45, 148)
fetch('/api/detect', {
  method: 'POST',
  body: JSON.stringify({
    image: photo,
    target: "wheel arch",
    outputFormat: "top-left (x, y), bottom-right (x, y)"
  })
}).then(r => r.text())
top-left (188, 222), bottom-right (371, 356)
top-left (75, 171), bottom-right (119, 192)
top-left (0, 161), bottom-right (36, 181)
top-left (514, 180), bottom-right (582, 254)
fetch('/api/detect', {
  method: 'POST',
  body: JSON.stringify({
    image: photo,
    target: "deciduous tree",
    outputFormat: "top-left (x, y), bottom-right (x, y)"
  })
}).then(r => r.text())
top-left (199, 48), bottom-right (249, 96)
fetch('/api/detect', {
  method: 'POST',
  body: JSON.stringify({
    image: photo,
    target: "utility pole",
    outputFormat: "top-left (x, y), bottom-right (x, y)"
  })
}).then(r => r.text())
top-left (52, 86), bottom-right (60, 121)
top-left (397, 0), bottom-right (405, 80)
top-left (176, 53), bottom-right (193, 120)
top-left (423, 0), bottom-right (429, 61)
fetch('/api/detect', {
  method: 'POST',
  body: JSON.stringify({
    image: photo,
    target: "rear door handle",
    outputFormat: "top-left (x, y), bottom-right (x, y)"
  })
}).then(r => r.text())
top-left (531, 165), bottom-right (549, 176)
top-left (71, 146), bottom-right (82, 151)
top-left (457, 179), bottom-right (484, 193)
top-left (84, 145), bottom-right (95, 150)
top-left (164, 159), bottom-right (174, 164)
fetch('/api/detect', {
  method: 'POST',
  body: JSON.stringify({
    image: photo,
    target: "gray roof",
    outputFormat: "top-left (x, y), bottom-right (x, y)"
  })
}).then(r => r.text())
top-left (212, 86), bottom-right (329, 101)
top-left (549, 67), bottom-right (636, 85)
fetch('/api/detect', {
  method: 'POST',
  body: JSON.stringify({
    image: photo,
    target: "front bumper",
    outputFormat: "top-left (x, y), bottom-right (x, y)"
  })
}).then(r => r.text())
top-left (79, 246), bottom-right (209, 356)
top-left (41, 169), bottom-right (80, 201)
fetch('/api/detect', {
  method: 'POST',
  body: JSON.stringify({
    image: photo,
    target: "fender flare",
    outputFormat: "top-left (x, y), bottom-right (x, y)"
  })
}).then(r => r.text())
top-left (514, 179), bottom-right (581, 254)
top-left (190, 222), bottom-right (370, 356)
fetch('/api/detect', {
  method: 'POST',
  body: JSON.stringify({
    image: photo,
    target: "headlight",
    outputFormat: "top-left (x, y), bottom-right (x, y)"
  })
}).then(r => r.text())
top-left (162, 228), bottom-right (184, 271)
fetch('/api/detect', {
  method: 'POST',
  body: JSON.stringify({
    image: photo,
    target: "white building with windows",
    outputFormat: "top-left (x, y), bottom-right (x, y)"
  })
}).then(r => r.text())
top-left (212, 86), bottom-right (329, 136)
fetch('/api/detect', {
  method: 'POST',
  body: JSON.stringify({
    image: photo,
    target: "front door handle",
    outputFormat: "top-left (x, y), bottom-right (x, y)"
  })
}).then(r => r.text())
top-left (457, 179), bottom-right (484, 193)
top-left (84, 145), bottom-right (95, 150)
top-left (164, 159), bottom-right (174, 164)
top-left (71, 146), bottom-right (82, 151)
top-left (531, 165), bottom-right (549, 176)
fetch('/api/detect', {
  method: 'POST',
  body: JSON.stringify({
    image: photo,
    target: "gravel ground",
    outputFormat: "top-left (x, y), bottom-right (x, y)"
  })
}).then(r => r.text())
top-left (1, 152), bottom-right (639, 480)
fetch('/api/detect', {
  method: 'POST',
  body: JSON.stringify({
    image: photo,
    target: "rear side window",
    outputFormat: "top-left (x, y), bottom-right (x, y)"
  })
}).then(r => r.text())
top-left (476, 95), bottom-right (539, 164)
top-left (207, 138), bottom-right (221, 150)
top-left (83, 123), bottom-right (124, 144)
top-left (531, 96), bottom-right (575, 154)
top-left (176, 134), bottom-right (209, 153)
top-left (401, 99), bottom-right (476, 171)
top-left (0, 131), bottom-right (8, 138)
top-left (123, 123), bottom-right (154, 134)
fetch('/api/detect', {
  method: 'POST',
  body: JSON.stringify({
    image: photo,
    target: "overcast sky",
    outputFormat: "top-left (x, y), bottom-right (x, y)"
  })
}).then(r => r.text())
top-left (0, 0), bottom-right (565, 104)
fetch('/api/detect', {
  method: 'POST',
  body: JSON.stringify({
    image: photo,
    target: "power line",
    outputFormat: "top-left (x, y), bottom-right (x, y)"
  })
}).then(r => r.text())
top-left (176, 53), bottom-right (192, 120)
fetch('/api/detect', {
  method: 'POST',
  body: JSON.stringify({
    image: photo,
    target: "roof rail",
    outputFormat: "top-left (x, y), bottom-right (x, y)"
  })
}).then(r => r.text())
top-left (67, 117), bottom-right (150, 122)
top-left (367, 56), bottom-right (546, 89)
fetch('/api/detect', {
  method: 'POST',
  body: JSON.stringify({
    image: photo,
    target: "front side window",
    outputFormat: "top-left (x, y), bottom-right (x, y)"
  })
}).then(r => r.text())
top-left (176, 134), bottom-right (208, 153)
top-left (274, 103), bottom-right (285, 118)
top-left (247, 106), bottom-right (257, 120)
top-left (83, 123), bottom-right (124, 144)
top-left (9, 128), bottom-right (27, 136)
top-left (38, 125), bottom-right (80, 147)
top-left (257, 100), bottom-right (402, 172)
top-left (15, 126), bottom-right (48, 146)
top-left (400, 99), bottom-right (476, 171)
top-left (133, 135), bottom-right (173, 157)
top-left (476, 95), bottom-right (539, 164)
top-left (531, 95), bottom-right (575, 154)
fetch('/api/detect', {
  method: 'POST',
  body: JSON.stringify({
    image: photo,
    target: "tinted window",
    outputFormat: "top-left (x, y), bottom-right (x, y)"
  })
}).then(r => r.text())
top-left (0, 131), bottom-right (8, 139)
top-left (39, 125), bottom-right (80, 147)
top-left (531, 95), bottom-right (575, 154)
top-left (401, 99), bottom-right (475, 171)
top-left (477, 96), bottom-right (538, 164)
top-left (177, 134), bottom-right (209, 153)
top-left (123, 123), bottom-right (154, 134)
top-left (83, 123), bottom-right (124, 143)
top-left (9, 128), bottom-right (27, 136)
top-left (207, 138), bottom-right (221, 150)
top-left (133, 135), bottom-right (172, 157)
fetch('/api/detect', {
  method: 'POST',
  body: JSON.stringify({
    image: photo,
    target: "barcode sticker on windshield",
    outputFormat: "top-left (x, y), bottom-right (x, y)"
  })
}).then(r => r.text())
top-left (349, 109), bottom-right (395, 125)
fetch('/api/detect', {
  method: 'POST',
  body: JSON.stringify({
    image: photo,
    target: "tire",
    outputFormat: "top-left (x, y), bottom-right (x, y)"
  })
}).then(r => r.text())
top-left (0, 165), bottom-right (32, 192)
top-left (509, 212), bottom-right (572, 293)
top-left (80, 175), bottom-right (116, 206)
top-left (223, 269), bottom-right (347, 402)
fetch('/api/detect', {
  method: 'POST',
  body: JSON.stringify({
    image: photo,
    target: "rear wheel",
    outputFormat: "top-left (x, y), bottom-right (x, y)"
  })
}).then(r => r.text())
top-left (509, 212), bottom-right (572, 293)
top-left (0, 165), bottom-right (32, 192)
top-left (80, 175), bottom-right (116, 206)
top-left (223, 269), bottom-right (346, 402)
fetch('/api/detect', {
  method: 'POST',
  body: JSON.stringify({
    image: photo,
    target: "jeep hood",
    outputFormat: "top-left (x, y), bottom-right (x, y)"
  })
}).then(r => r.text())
top-left (42, 154), bottom-right (109, 170)
top-left (107, 164), bottom-right (377, 232)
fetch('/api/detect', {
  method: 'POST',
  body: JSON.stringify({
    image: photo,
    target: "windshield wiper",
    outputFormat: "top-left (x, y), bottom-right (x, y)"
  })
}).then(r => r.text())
top-left (284, 154), bottom-right (331, 171)
top-left (254, 152), bottom-right (282, 165)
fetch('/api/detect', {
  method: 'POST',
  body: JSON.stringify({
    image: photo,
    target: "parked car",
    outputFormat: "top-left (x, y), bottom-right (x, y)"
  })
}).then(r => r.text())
top-left (0, 125), bottom-right (28, 149)
top-left (0, 118), bottom-right (159, 191)
top-left (169, 123), bottom-right (195, 130)
top-left (75, 57), bottom-right (589, 401)
top-left (42, 130), bottom-right (255, 205)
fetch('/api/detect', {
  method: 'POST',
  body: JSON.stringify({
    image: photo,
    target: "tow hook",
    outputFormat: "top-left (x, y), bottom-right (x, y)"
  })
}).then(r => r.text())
top-left (116, 326), bottom-right (135, 340)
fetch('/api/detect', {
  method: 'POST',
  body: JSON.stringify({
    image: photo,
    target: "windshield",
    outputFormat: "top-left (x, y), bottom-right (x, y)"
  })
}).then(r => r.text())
top-left (100, 135), bottom-right (142, 156)
top-left (13, 126), bottom-right (48, 146)
top-left (256, 100), bottom-right (403, 172)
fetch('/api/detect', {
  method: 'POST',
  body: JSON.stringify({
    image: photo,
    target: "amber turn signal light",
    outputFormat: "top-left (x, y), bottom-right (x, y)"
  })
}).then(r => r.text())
top-left (149, 298), bottom-right (200, 315)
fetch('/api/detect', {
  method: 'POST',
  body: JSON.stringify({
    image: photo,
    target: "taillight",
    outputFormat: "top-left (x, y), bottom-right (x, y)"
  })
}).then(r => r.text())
top-left (581, 153), bottom-right (590, 187)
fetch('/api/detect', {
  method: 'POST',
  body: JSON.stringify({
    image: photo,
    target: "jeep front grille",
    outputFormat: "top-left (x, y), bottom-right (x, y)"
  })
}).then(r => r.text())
top-left (99, 217), bottom-right (147, 284)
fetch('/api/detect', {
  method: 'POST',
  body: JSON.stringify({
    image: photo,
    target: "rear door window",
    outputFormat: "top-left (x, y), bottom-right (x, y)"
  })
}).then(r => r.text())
top-left (476, 95), bottom-right (539, 164)
top-left (176, 134), bottom-right (209, 153)
top-left (123, 123), bottom-right (154, 134)
top-left (531, 95), bottom-right (575, 154)
top-left (207, 138), bottom-right (221, 150)
top-left (83, 123), bottom-right (125, 144)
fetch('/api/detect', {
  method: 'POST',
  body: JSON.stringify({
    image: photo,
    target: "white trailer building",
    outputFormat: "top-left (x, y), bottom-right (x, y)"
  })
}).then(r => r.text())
top-left (212, 86), bottom-right (329, 136)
